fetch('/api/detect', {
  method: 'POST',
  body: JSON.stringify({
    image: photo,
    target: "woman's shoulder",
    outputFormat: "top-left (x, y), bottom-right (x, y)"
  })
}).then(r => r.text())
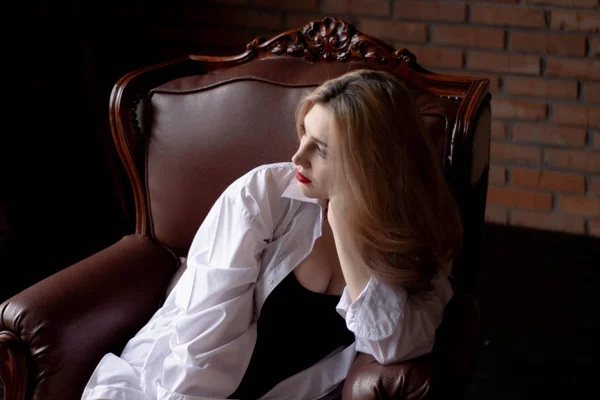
top-left (226, 162), bottom-right (295, 195)
top-left (221, 162), bottom-right (296, 216)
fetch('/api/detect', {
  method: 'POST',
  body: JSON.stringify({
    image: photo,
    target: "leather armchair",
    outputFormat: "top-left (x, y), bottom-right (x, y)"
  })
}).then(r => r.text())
top-left (1, 17), bottom-right (490, 400)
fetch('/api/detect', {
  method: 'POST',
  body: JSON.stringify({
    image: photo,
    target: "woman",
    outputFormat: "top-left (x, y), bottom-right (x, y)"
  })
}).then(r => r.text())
top-left (82, 69), bottom-right (463, 400)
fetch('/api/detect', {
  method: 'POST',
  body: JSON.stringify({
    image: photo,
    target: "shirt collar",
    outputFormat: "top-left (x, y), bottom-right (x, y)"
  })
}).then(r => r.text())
top-left (281, 177), bottom-right (320, 205)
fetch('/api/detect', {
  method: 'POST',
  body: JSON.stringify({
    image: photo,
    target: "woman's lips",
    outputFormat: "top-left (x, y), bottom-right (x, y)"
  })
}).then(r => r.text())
top-left (296, 171), bottom-right (312, 184)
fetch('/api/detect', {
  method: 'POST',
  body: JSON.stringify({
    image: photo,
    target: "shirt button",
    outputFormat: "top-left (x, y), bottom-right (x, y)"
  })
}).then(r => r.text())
top-left (267, 278), bottom-right (274, 285)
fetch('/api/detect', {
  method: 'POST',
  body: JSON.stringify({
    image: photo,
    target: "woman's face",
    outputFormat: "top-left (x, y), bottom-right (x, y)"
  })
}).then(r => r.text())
top-left (291, 104), bottom-right (336, 200)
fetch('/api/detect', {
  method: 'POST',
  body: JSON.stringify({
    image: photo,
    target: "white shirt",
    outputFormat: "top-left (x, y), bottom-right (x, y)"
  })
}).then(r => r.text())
top-left (82, 162), bottom-right (453, 400)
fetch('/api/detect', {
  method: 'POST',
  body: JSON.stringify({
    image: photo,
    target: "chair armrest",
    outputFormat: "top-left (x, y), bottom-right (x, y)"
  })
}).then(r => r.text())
top-left (342, 353), bottom-right (431, 400)
top-left (341, 290), bottom-right (481, 399)
top-left (0, 234), bottom-right (178, 400)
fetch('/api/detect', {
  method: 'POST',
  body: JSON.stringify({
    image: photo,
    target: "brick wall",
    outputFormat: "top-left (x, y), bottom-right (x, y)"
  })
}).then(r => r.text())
top-left (153, 0), bottom-right (600, 236)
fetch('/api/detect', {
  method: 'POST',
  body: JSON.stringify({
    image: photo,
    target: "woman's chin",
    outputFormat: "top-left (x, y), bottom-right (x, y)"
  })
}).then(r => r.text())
top-left (296, 181), bottom-right (325, 199)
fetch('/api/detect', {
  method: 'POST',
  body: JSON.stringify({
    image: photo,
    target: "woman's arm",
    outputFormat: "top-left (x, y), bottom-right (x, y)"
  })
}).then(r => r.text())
top-left (140, 170), bottom-right (277, 399)
top-left (327, 196), bottom-right (372, 301)
top-left (328, 196), bottom-right (452, 365)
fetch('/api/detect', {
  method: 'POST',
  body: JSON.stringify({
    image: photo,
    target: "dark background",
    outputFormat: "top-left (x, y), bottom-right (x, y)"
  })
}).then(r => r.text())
top-left (0, 0), bottom-right (266, 301)
top-left (1, 0), bottom-right (154, 301)
top-left (0, 0), bottom-right (234, 301)
top-left (468, 224), bottom-right (598, 399)
top-left (1, 1), bottom-right (598, 399)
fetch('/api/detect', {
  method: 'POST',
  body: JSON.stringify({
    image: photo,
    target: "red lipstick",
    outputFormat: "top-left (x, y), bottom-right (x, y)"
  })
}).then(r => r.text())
top-left (296, 171), bottom-right (312, 184)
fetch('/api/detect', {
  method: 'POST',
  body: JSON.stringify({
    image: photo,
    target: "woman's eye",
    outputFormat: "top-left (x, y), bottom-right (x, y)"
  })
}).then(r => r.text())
top-left (317, 146), bottom-right (328, 158)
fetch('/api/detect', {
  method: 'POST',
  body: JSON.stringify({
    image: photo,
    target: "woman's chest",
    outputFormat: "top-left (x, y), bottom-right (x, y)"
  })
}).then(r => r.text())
top-left (293, 222), bottom-right (345, 295)
top-left (254, 206), bottom-right (345, 314)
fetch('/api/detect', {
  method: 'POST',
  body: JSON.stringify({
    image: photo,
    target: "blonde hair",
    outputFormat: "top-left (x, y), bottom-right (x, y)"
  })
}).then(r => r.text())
top-left (296, 69), bottom-right (463, 293)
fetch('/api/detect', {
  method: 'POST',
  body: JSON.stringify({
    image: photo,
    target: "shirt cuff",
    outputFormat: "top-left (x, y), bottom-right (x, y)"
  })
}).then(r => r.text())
top-left (336, 276), bottom-right (407, 341)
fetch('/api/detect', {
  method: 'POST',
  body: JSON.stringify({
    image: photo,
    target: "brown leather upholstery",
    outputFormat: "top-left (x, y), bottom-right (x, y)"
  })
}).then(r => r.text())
top-left (147, 58), bottom-right (457, 256)
top-left (0, 18), bottom-right (489, 400)
top-left (0, 235), bottom-right (178, 400)
top-left (342, 289), bottom-right (480, 400)
top-left (343, 352), bottom-right (432, 399)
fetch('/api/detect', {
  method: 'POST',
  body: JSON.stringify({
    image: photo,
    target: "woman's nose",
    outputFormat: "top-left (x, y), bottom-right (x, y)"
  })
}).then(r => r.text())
top-left (292, 146), bottom-right (309, 167)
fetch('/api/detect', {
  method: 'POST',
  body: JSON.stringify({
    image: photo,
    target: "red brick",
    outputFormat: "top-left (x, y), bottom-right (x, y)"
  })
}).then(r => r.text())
top-left (431, 25), bottom-right (504, 49)
top-left (584, 82), bottom-right (600, 103)
top-left (512, 168), bottom-right (587, 194)
top-left (489, 165), bottom-right (507, 185)
top-left (492, 99), bottom-right (547, 121)
top-left (561, 196), bottom-right (600, 216)
top-left (323, 0), bottom-right (391, 16)
top-left (468, 52), bottom-right (539, 74)
top-left (359, 20), bottom-right (426, 42)
top-left (509, 31), bottom-right (586, 56)
top-left (225, 8), bottom-right (283, 30)
top-left (485, 204), bottom-right (508, 224)
top-left (511, 168), bottom-right (541, 189)
top-left (444, 70), bottom-right (500, 92)
top-left (590, 176), bottom-right (600, 196)
top-left (553, 104), bottom-right (600, 129)
top-left (504, 77), bottom-right (577, 100)
top-left (551, 9), bottom-right (600, 33)
top-left (526, 0), bottom-right (599, 7)
top-left (487, 187), bottom-right (553, 210)
top-left (590, 219), bottom-right (600, 237)
top-left (513, 123), bottom-right (586, 146)
top-left (254, 0), bottom-right (318, 10)
top-left (471, 4), bottom-right (546, 27)
top-left (592, 37), bottom-right (600, 58)
top-left (546, 57), bottom-right (600, 80)
top-left (492, 120), bottom-right (507, 139)
top-left (405, 45), bottom-right (464, 68)
top-left (491, 142), bottom-right (542, 164)
top-left (511, 210), bottom-right (585, 234)
top-left (545, 149), bottom-right (600, 173)
top-left (482, 74), bottom-right (501, 93)
top-left (394, 1), bottom-right (466, 21)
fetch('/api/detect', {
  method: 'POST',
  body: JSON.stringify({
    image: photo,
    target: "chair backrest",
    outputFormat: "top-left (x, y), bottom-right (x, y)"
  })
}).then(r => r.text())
top-left (110, 17), bottom-right (491, 291)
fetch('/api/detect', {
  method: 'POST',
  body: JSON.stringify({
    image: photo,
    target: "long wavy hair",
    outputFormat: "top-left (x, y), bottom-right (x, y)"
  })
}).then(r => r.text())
top-left (296, 69), bottom-right (463, 293)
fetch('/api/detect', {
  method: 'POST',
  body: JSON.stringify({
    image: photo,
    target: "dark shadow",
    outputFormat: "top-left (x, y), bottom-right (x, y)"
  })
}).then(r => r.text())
top-left (467, 223), bottom-right (599, 399)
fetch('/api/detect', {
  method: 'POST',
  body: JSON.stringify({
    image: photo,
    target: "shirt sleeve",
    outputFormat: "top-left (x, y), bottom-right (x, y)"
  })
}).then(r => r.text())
top-left (336, 272), bottom-right (453, 365)
top-left (141, 187), bottom-right (273, 399)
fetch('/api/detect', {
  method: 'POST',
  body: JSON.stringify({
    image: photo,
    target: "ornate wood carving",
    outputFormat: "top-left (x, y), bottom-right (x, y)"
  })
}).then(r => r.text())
top-left (117, 17), bottom-right (490, 237)
top-left (254, 17), bottom-right (397, 65)
top-left (0, 331), bottom-right (29, 400)
top-left (131, 95), bottom-right (143, 140)
top-left (393, 48), bottom-right (418, 65)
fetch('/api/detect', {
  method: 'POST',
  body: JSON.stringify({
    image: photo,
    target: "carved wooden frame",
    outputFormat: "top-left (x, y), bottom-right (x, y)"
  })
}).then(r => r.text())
top-left (109, 17), bottom-right (490, 236)
top-left (0, 331), bottom-right (29, 400)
